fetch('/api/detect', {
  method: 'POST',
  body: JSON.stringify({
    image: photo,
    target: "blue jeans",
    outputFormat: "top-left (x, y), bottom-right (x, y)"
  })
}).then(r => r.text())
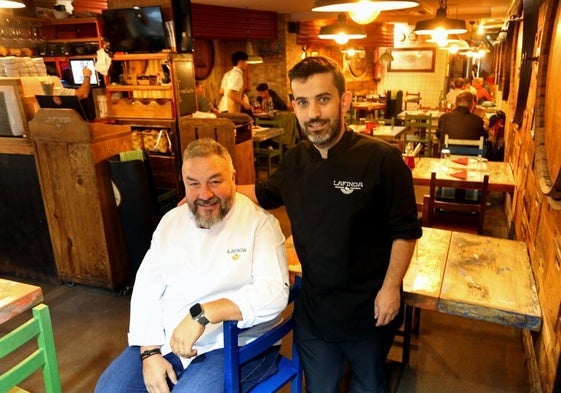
top-left (94, 345), bottom-right (280, 392)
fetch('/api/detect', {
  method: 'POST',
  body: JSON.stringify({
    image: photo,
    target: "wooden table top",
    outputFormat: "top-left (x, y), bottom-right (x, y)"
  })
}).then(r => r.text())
top-left (353, 102), bottom-right (386, 110)
top-left (403, 227), bottom-right (451, 311)
top-left (252, 126), bottom-right (284, 143)
top-left (0, 278), bottom-right (43, 324)
top-left (349, 125), bottom-right (407, 141)
top-left (397, 109), bottom-right (445, 119)
top-left (285, 228), bottom-right (542, 331)
top-left (438, 232), bottom-right (542, 331)
top-left (411, 157), bottom-right (516, 193)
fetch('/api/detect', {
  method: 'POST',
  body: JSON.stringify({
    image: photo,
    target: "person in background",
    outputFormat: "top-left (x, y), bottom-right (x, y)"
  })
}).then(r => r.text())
top-left (237, 56), bottom-right (421, 392)
top-left (195, 80), bottom-right (218, 114)
top-left (255, 82), bottom-right (288, 112)
top-left (472, 77), bottom-right (493, 104)
top-left (94, 138), bottom-right (289, 393)
top-left (445, 77), bottom-right (466, 107)
top-left (59, 66), bottom-right (92, 100)
top-left (437, 91), bottom-right (489, 148)
top-left (218, 51), bottom-right (253, 114)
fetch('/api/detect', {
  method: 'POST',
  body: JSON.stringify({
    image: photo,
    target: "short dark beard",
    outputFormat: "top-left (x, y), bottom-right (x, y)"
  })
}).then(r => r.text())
top-left (302, 114), bottom-right (342, 148)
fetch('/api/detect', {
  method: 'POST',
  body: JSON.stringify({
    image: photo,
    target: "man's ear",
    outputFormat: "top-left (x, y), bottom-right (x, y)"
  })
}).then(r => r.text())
top-left (341, 91), bottom-right (353, 114)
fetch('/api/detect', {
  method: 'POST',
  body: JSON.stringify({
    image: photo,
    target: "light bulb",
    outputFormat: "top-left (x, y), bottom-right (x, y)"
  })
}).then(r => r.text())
top-left (430, 29), bottom-right (448, 47)
top-left (334, 34), bottom-right (350, 45)
top-left (348, 3), bottom-right (381, 25)
top-left (448, 45), bottom-right (459, 54)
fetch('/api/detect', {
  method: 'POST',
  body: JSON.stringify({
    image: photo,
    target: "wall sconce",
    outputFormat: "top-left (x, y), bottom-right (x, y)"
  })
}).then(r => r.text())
top-left (313, 0), bottom-right (419, 25)
top-left (318, 13), bottom-right (366, 45)
top-left (414, 0), bottom-right (467, 46)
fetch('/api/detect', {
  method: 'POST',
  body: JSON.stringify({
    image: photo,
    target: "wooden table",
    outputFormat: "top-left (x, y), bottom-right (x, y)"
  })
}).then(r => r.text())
top-left (411, 157), bottom-right (516, 193)
top-left (397, 109), bottom-right (445, 120)
top-left (351, 102), bottom-right (386, 122)
top-left (349, 125), bottom-right (407, 143)
top-left (0, 278), bottom-right (43, 324)
top-left (439, 232), bottom-right (542, 331)
top-left (252, 126), bottom-right (284, 143)
top-left (285, 227), bottom-right (542, 363)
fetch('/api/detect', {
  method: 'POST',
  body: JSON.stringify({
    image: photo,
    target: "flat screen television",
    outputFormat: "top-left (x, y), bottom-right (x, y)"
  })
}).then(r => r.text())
top-left (102, 6), bottom-right (167, 53)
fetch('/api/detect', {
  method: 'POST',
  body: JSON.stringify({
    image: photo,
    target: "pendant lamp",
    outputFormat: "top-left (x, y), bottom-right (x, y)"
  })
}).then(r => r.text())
top-left (319, 13), bottom-right (366, 45)
top-left (0, 0), bottom-right (25, 7)
top-left (414, 0), bottom-right (467, 44)
top-left (245, 39), bottom-right (263, 64)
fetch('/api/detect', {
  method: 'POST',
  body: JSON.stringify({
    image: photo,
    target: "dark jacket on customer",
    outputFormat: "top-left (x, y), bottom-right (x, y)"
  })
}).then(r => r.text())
top-left (437, 106), bottom-right (488, 146)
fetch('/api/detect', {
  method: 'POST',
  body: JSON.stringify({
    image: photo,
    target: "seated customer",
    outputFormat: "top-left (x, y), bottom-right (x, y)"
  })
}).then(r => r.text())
top-left (95, 138), bottom-right (289, 393)
top-left (256, 82), bottom-right (288, 112)
top-left (438, 91), bottom-right (489, 151)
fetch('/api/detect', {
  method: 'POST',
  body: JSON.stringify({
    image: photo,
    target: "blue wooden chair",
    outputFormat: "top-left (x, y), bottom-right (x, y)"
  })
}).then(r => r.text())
top-left (224, 275), bottom-right (303, 393)
top-left (0, 304), bottom-right (62, 393)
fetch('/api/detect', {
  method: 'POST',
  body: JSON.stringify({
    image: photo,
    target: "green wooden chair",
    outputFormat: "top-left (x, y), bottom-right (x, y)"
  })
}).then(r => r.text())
top-left (403, 113), bottom-right (435, 157)
top-left (0, 304), bottom-right (62, 393)
top-left (254, 117), bottom-right (285, 180)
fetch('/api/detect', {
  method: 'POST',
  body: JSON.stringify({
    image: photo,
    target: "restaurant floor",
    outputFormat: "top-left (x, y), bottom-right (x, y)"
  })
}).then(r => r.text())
top-left (1, 194), bottom-right (529, 392)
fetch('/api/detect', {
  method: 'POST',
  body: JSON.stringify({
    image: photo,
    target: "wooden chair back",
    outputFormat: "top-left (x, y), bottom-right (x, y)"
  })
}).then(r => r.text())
top-left (422, 171), bottom-right (489, 234)
top-left (223, 275), bottom-right (303, 393)
top-left (404, 91), bottom-right (421, 110)
top-left (404, 114), bottom-right (434, 156)
top-left (0, 304), bottom-right (62, 393)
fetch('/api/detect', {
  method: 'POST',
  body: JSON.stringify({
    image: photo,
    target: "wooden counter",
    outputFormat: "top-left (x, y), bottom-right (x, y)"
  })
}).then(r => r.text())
top-left (28, 109), bottom-right (133, 289)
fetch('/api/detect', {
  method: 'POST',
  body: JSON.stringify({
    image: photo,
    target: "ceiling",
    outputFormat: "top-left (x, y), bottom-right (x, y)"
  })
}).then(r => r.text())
top-left (191, 0), bottom-right (515, 35)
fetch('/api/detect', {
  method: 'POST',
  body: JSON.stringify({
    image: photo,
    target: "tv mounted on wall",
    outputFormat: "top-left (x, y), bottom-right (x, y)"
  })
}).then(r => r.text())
top-left (102, 6), bottom-right (167, 53)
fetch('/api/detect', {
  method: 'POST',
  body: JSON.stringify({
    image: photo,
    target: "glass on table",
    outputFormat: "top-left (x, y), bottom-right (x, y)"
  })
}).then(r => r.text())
top-left (440, 148), bottom-right (451, 170)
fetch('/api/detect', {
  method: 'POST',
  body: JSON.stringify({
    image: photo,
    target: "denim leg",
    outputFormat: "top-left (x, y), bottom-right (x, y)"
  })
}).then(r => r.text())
top-left (95, 346), bottom-right (184, 393)
top-left (172, 346), bottom-right (280, 393)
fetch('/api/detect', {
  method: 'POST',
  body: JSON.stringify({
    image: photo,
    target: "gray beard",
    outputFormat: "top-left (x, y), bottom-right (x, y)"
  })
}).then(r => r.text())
top-left (189, 196), bottom-right (233, 229)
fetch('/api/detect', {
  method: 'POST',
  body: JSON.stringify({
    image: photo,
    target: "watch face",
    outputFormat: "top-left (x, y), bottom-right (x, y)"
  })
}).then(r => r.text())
top-left (190, 303), bottom-right (202, 318)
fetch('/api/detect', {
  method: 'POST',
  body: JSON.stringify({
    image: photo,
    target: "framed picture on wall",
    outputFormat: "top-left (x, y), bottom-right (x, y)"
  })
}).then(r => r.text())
top-left (388, 48), bottom-right (436, 72)
top-left (0, 79), bottom-right (28, 137)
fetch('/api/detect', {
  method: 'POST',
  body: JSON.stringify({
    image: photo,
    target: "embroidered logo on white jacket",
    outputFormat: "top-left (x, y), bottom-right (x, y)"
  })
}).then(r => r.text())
top-left (227, 248), bottom-right (247, 260)
top-left (333, 180), bottom-right (364, 195)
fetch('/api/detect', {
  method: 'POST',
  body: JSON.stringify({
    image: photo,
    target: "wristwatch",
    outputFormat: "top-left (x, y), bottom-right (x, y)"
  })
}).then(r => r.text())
top-left (189, 303), bottom-right (210, 326)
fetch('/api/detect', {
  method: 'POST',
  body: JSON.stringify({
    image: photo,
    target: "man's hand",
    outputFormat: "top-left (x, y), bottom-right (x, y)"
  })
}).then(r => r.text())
top-left (170, 316), bottom-right (205, 358)
top-left (373, 285), bottom-right (401, 327)
top-left (142, 353), bottom-right (177, 393)
top-left (82, 67), bottom-right (92, 80)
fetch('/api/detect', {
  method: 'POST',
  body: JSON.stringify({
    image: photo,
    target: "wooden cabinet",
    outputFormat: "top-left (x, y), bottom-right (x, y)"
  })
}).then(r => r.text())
top-left (38, 17), bottom-right (103, 78)
top-left (28, 109), bottom-right (133, 290)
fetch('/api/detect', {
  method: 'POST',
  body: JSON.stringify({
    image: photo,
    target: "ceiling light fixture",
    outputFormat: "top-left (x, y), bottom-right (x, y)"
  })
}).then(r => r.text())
top-left (313, 0), bottom-right (419, 25)
top-left (0, 0), bottom-right (25, 8)
top-left (245, 39), bottom-right (263, 64)
top-left (319, 13), bottom-right (366, 45)
top-left (414, 0), bottom-right (467, 45)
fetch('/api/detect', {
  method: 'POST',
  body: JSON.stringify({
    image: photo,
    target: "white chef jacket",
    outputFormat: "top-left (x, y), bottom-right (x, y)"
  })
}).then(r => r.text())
top-left (128, 193), bottom-right (289, 367)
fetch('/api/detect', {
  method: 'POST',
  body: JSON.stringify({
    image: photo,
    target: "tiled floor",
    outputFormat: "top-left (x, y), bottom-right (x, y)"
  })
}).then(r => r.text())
top-left (0, 195), bottom-right (529, 392)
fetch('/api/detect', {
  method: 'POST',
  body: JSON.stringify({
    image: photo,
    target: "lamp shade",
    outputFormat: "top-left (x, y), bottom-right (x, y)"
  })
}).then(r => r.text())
top-left (319, 13), bottom-right (366, 45)
top-left (0, 0), bottom-right (25, 7)
top-left (313, 0), bottom-right (419, 12)
top-left (245, 40), bottom-right (263, 64)
top-left (414, 7), bottom-right (467, 35)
